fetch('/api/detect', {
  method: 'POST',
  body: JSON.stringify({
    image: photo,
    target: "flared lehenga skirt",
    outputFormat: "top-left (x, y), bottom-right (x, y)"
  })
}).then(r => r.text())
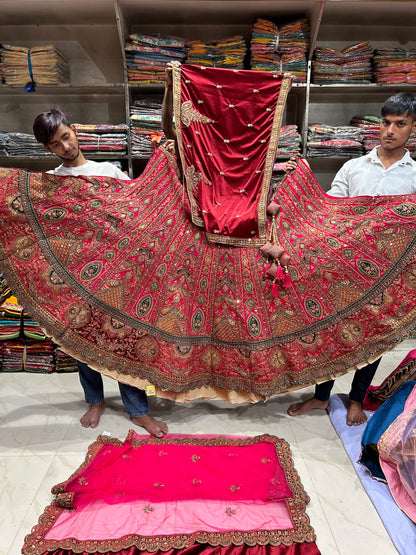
top-left (1, 65), bottom-right (416, 402)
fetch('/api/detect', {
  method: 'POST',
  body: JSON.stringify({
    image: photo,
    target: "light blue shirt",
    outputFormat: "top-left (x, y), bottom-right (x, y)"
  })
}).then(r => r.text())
top-left (327, 147), bottom-right (416, 198)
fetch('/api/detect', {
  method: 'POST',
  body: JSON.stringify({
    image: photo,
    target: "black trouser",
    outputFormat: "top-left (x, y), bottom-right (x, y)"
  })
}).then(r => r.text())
top-left (315, 359), bottom-right (381, 403)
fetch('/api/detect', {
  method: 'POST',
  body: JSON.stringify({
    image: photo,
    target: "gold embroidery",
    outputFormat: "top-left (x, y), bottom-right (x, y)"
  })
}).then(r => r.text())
top-left (143, 505), bottom-right (154, 513)
top-left (230, 484), bottom-right (241, 492)
top-left (153, 482), bottom-right (165, 488)
top-left (191, 454), bottom-right (201, 462)
top-left (181, 100), bottom-right (214, 127)
top-left (226, 507), bottom-right (236, 516)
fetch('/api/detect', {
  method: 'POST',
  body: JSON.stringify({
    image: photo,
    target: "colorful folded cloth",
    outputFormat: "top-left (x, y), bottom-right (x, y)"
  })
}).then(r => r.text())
top-left (1, 44), bottom-right (70, 87)
top-left (312, 41), bottom-right (373, 84)
top-left (125, 33), bottom-right (187, 84)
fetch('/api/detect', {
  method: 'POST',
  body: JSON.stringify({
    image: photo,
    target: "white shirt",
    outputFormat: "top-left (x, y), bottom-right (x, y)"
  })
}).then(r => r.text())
top-left (327, 147), bottom-right (416, 198)
top-left (47, 160), bottom-right (129, 180)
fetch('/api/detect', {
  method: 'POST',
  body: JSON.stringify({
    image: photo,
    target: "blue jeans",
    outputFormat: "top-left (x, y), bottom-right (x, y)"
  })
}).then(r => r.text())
top-left (77, 361), bottom-right (149, 417)
top-left (315, 358), bottom-right (381, 403)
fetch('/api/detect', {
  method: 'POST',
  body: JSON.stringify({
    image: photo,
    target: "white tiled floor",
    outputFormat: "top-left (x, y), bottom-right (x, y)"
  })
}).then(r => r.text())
top-left (2, 341), bottom-right (413, 554)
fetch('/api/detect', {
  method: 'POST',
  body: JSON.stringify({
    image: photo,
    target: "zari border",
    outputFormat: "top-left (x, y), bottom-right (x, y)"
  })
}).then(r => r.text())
top-left (173, 64), bottom-right (205, 230)
top-left (256, 73), bottom-right (292, 240)
top-left (22, 434), bottom-right (317, 554)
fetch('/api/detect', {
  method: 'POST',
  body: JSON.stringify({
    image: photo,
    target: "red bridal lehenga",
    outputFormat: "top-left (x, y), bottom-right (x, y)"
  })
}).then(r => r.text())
top-left (1, 64), bottom-right (416, 404)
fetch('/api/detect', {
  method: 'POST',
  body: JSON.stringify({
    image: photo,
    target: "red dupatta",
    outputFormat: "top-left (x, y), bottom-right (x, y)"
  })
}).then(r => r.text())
top-left (173, 64), bottom-right (292, 245)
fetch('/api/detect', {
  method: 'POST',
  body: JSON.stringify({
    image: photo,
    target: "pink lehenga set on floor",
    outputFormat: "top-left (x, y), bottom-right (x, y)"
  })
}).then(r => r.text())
top-left (1, 64), bottom-right (416, 404)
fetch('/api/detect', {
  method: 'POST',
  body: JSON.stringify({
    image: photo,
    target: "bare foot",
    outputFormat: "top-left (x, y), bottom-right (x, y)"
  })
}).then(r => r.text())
top-left (346, 400), bottom-right (367, 426)
top-left (80, 401), bottom-right (105, 428)
top-left (131, 414), bottom-right (168, 438)
top-left (287, 397), bottom-right (329, 416)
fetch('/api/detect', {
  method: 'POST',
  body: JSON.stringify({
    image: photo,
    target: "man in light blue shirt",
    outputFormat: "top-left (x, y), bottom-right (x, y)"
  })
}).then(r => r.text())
top-left (288, 92), bottom-right (416, 426)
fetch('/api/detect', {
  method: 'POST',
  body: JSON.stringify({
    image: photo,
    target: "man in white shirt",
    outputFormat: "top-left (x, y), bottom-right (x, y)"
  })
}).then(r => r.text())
top-left (287, 92), bottom-right (416, 426)
top-left (33, 107), bottom-right (168, 437)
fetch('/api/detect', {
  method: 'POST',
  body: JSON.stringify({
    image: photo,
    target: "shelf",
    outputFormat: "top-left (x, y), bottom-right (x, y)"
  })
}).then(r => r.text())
top-left (0, 85), bottom-right (126, 96)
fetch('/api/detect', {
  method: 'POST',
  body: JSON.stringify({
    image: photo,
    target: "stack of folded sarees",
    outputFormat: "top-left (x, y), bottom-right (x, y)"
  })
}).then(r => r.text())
top-left (307, 123), bottom-right (364, 157)
top-left (275, 124), bottom-right (302, 157)
top-left (125, 33), bottom-right (187, 84)
top-left (250, 19), bottom-right (281, 72)
top-left (1, 44), bottom-right (70, 86)
top-left (4, 132), bottom-right (52, 157)
top-left (130, 99), bottom-right (164, 156)
top-left (312, 41), bottom-right (373, 84)
top-left (277, 18), bottom-right (309, 82)
top-left (373, 48), bottom-right (416, 84)
top-left (250, 18), bottom-right (309, 82)
top-left (350, 114), bottom-right (381, 152)
top-left (73, 123), bottom-right (128, 154)
top-left (186, 35), bottom-right (247, 68)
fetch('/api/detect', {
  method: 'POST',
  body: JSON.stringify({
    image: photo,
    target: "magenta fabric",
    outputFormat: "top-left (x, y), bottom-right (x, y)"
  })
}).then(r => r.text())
top-left (57, 433), bottom-right (292, 507)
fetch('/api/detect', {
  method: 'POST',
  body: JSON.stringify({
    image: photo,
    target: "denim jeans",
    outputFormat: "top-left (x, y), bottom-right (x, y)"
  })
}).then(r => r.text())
top-left (77, 361), bottom-right (149, 417)
top-left (315, 358), bottom-right (381, 403)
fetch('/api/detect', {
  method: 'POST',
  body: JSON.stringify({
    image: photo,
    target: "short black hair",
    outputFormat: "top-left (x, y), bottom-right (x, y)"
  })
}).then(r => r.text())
top-left (381, 92), bottom-right (416, 122)
top-left (33, 107), bottom-right (71, 144)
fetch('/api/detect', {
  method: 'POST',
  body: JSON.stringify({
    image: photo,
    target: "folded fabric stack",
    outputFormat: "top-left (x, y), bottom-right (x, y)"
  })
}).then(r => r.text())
top-left (250, 18), bottom-right (281, 71)
top-left (350, 114), bottom-right (381, 152)
top-left (250, 18), bottom-right (309, 82)
top-left (55, 348), bottom-right (78, 372)
top-left (307, 123), bottom-right (364, 157)
top-left (130, 99), bottom-right (164, 156)
top-left (22, 311), bottom-right (47, 340)
top-left (186, 35), bottom-right (247, 68)
top-left (312, 41), bottom-right (373, 84)
top-left (4, 132), bottom-right (52, 157)
top-left (1, 44), bottom-right (70, 86)
top-left (24, 339), bottom-right (55, 373)
top-left (73, 123), bottom-right (128, 154)
top-left (278, 18), bottom-right (309, 82)
top-left (0, 133), bottom-right (8, 156)
top-left (0, 271), bottom-right (12, 304)
top-left (373, 48), bottom-right (416, 84)
top-left (276, 124), bottom-right (302, 156)
top-left (0, 301), bottom-right (22, 341)
top-left (1, 340), bottom-right (24, 372)
top-left (125, 33), bottom-right (187, 85)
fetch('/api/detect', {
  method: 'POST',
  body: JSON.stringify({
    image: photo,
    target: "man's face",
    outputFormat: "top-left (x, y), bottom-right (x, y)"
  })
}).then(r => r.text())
top-left (379, 113), bottom-right (416, 152)
top-left (45, 123), bottom-right (80, 162)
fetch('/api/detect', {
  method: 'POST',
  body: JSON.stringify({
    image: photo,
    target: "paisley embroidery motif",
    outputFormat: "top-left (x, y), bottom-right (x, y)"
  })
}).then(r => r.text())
top-left (181, 100), bottom-right (214, 127)
top-left (42, 207), bottom-right (67, 222)
top-left (357, 259), bottom-right (380, 278)
top-left (136, 295), bottom-right (153, 317)
top-left (392, 203), bottom-right (416, 217)
top-left (80, 261), bottom-right (103, 281)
